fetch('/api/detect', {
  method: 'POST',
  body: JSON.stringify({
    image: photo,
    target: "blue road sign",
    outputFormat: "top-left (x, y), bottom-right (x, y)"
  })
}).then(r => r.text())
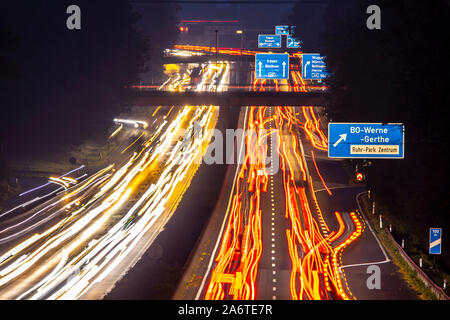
top-left (275, 25), bottom-right (290, 35)
top-left (429, 228), bottom-right (442, 255)
top-left (258, 35), bottom-right (281, 48)
top-left (302, 53), bottom-right (329, 80)
top-left (328, 123), bottom-right (405, 159)
top-left (287, 35), bottom-right (302, 48)
top-left (255, 53), bottom-right (289, 80)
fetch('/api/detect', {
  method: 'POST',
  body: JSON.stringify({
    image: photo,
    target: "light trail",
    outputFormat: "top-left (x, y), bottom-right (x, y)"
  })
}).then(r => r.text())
top-left (113, 118), bottom-right (148, 129)
top-left (0, 59), bottom-right (229, 300)
top-left (204, 66), bottom-right (361, 300)
top-left (205, 106), bottom-right (269, 300)
top-left (18, 165), bottom-right (86, 197)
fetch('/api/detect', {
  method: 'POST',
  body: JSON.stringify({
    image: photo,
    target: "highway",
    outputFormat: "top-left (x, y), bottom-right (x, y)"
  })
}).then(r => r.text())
top-left (197, 103), bottom-right (364, 299)
top-left (0, 61), bottom-right (229, 299)
top-left (171, 50), bottom-right (418, 300)
top-left (0, 44), bottom-right (419, 300)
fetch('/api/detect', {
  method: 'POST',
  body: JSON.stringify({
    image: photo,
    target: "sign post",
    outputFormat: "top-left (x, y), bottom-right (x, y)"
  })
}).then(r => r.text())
top-left (258, 35), bottom-right (282, 48)
top-left (429, 228), bottom-right (442, 255)
top-left (286, 35), bottom-right (302, 48)
top-left (302, 53), bottom-right (329, 80)
top-left (275, 25), bottom-right (290, 35)
top-left (255, 53), bottom-right (289, 80)
top-left (328, 123), bottom-right (405, 159)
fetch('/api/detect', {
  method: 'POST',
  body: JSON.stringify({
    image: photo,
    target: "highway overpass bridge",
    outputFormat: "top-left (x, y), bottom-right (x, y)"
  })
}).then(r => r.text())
top-left (130, 91), bottom-right (327, 107)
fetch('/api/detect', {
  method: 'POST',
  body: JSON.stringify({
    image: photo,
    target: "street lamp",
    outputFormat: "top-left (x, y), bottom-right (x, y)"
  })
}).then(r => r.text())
top-left (236, 30), bottom-right (244, 55)
top-left (215, 30), bottom-right (218, 92)
top-left (236, 30), bottom-right (244, 86)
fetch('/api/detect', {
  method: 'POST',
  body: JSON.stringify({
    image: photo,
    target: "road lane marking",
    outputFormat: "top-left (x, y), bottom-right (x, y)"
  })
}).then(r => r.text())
top-left (339, 260), bottom-right (390, 270)
top-left (315, 185), bottom-right (364, 193)
top-left (195, 107), bottom-right (249, 300)
top-left (356, 191), bottom-right (390, 262)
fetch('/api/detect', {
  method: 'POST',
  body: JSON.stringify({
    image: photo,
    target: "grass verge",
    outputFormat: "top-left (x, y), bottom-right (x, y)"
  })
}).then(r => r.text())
top-left (360, 193), bottom-right (441, 300)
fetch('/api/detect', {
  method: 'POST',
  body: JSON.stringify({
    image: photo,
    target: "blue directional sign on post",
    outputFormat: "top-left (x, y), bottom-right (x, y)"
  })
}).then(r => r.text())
top-left (328, 123), bottom-right (405, 159)
top-left (258, 35), bottom-right (281, 48)
top-left (286, 35), bottom-right (302, 48)
top-left (429, 228), bottom-right (442, 255)
top-left (302, 53), bottom-right (329, 80)
top-left (255, 53), bottom-right (289, 80)
top-left (275, 25), bottom-right (290, 35)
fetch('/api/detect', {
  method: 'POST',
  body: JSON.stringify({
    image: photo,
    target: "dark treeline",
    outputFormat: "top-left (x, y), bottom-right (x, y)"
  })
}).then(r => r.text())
top-left (291, 0), bottom-right (450, 269)
top-left (133, 2), bottom-right (181, 83)
top-left (0, 1), bottom-right (179, 190)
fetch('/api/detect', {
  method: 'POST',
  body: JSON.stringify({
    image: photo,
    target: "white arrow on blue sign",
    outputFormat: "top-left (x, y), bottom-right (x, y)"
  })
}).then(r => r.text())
top-left (275, 25), bottom-right (290, 35)
top-left (255, 53), bottom-right (289, 80)
top-left (287, 35), bottom-right (302, 48)
top-left (328, 123), bottom-right (405, 159)
top-left (302, 53), bottom-right (329, 80)
top-left (258, 35), bottom-right (281, 48)
top-left (429, 228), bottom-right (442, 255)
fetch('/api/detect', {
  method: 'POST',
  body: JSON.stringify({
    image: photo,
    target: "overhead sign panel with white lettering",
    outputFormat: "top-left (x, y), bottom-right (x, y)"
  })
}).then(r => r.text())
top-left (328, 123), bottom-right (405, 159)
top-left (302, 53), bottom-right (329, 80)
top-left (275, 25), bottom-right (290, 35)
top-left (287, 35), bottom-right (302, 48)
top-left (255, 53), bottom-right (289, 80)
top-left (258, 35), bottom-right (282, 48)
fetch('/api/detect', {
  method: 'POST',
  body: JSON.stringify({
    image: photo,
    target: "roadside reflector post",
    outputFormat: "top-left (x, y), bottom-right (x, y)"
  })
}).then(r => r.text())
top-left (368, 190), bottom-right (371, 199)
top-left (444, 279), bottom-right (447, 290)
top-left (372, 201), bottom-right (376, 215)
top-left (379, 214), bottom-right (382, 229)
top-left (389, 224), bottom-right (392, 233)
top-left (401, 239), bottom-right (405, 249)
top-left (419, 257), bottom-right (423, 268)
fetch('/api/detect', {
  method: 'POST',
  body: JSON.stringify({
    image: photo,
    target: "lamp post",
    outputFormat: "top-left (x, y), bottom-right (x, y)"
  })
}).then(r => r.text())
top-left (236, 30), bottom-right (244, 86)
top-left (215, 29), bottom-right (218, 92)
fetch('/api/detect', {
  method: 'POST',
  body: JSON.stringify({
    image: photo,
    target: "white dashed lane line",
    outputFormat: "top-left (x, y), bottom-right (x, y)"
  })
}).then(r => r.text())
top-left (269, 107), bottom-right (277, 299)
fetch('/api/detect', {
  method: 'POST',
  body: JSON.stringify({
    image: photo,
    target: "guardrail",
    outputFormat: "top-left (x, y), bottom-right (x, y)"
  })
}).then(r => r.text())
top-left (358, 191), bottom-right (449, 300)
top-left (385, 230), bottom-right (449, 300)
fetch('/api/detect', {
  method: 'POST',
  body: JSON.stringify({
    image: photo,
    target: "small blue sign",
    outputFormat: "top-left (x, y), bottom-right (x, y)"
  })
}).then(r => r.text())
top-left (429, 228), bottom-right (442, 255)
top-left (302, 53), bottom-right (329, 80)
top-left (286, 35), bottom-right (302, 48)
top-left (255, 53), bottom-right (289, 80)
top-left (275, 25), bottom-right (290, 35)
top-left (328, 123), bottom-right (405, 159)
top-left (258, 35), bottom-right (281, 48)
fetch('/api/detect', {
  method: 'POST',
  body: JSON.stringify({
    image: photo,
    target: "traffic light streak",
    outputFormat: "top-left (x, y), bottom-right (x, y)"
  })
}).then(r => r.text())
top-left (205, 66), bottom-right (362, 300)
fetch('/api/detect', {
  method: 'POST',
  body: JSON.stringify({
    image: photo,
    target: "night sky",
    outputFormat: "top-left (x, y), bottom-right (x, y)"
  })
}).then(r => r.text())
top-left (179, 2), bottom-right (295, 29)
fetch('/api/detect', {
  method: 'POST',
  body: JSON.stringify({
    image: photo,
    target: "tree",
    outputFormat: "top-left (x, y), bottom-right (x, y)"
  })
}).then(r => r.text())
top-left (291, 0), bottom-right (450, 266)
top-left (0, 1), bottom-right (151, 155)
top-left (133, 1), bottom-right (181, 84)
